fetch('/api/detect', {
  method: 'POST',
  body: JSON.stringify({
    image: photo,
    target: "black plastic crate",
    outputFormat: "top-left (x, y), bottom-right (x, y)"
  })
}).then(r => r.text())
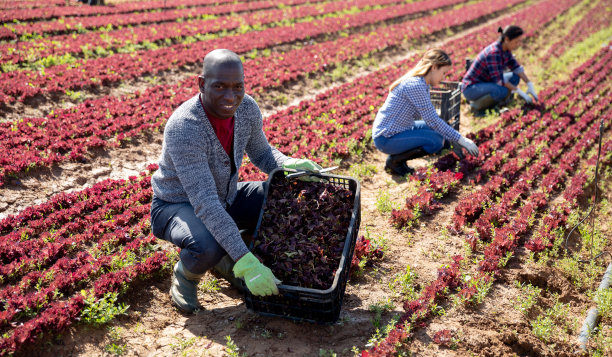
top-left (243, 168), bottom-right (361, 324)
top-left (431, 81), bottom-right (460, 131)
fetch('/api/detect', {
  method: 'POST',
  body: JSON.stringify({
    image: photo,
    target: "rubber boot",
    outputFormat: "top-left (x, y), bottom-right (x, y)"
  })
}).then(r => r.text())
top-left (170, 261), bottom-right (205, 314)
top-left (385, 148), bottom-right (428, 176)
top-left (469, 94), bottom-right (497, 112)
top-left (212, 255), bottom-right (246, 293)
top-left (498, 91), bottom-right (514, 110)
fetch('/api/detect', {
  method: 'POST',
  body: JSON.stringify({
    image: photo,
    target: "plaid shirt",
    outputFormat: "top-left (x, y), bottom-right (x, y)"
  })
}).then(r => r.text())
top-left (373, 76), bottom-right (461, 142)
top-left (462, 41), bottom-right (524, 88)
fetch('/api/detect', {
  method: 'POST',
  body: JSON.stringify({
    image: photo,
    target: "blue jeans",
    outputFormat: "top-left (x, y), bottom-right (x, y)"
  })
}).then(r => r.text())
top-left (150, 181), bottom-right (265, 274)
top-left (373, 120), bottom-right (444, 155)
top-left (462, 72), bottom-right (520, 102)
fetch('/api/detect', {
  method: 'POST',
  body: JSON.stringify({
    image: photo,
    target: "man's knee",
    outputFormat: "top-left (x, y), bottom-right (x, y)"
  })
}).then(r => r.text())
top-left (174, 214), bottom-right (227, 274)
top-left (182, 240), bottom-right (226, 275)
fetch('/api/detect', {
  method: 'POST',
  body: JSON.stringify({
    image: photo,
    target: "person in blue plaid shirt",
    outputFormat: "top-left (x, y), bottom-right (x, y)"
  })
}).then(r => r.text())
top-left (462, 25), bottom-right (539, 113)
top-left (373, 49), bottom-right (479, 176)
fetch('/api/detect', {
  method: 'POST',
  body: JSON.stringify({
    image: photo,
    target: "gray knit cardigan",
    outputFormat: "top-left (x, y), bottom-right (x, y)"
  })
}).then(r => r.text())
top-left (151, 93), bottom-right (288, 261)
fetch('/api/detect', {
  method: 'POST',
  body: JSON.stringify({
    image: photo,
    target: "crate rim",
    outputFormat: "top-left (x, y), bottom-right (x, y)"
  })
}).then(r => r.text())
top-left (430, 80), bottom-right (461, 92)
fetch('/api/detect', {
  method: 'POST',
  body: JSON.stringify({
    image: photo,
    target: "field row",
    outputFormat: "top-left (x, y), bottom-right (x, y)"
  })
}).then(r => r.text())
top-left (1, 0), bottom-right (242, 24)
top-left (0, 0), bottom-right (486, 104)
top-left (0, 0), bottom-right (439, 67)
top-left (1, 0), bottom-right (66, 11)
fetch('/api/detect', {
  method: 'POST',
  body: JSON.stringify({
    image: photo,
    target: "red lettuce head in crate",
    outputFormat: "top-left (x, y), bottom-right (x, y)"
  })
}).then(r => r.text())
top-left (254, 178), bottom-right (355, 290)
top-left (372, 48), bottom-right (479, 177)
top-left (148, 49), bottom-right (321, 314)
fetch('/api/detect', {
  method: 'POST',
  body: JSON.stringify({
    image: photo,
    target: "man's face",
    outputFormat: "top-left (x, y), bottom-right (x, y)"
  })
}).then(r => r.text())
top-left (198, 62), bottom-right (245, 119)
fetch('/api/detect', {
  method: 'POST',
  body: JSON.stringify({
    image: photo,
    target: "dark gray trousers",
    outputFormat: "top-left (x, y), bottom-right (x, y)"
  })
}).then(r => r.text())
top-left (150, 181), bottom-right (265, 274)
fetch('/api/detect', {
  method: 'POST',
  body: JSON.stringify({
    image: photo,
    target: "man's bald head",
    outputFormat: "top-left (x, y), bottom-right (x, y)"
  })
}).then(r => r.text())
top-left (202, 49), bottom-right (243, 77)
top-left (198, 49), bottom-right (245, 119)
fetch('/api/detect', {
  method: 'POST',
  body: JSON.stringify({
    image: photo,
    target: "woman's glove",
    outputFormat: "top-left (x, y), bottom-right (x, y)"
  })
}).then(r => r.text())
top-left (526, 82), bottom-right (539, 102)
top-left (457, 136), bottom-right (480, 157)
top-left (513, 88), bottom-right (532, 104)
top-left (233, 252), bottom-right (281, 296)
top-left (282, 158), bottom-right (322, 172)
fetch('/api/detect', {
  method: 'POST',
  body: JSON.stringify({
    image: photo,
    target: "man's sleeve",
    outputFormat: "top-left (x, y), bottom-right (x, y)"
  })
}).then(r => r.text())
top-left (244, 101), bottom-right (289, 173)
top-left (166, 124), bottom-right (249, 261)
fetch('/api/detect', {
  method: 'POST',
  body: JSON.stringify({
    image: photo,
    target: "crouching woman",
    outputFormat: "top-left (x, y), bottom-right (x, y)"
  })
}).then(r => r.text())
top-left (461, 25), bottom-right (539, 113)
top-left (372, 49), bottom-right (479, 176)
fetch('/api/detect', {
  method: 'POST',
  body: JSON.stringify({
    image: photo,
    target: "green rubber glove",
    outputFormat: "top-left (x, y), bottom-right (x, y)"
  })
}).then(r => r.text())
top-left (283, 158), bottom-right (323, 182)
top-left (233, 252), bottom-right (281, 296)
top-left (282, 158), bottom-right (322, 172)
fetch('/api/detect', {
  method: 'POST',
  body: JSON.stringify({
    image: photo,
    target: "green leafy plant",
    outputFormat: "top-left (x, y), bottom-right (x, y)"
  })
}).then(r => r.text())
top-left (531, 294), bottom-right (577, 342)
top-left (388, 265), bottom-right (419, 301)
top-left (64, 89), bottom-right (86, 102)
top-left (199, 277), bottom-right (221, 293)
top-left (108, 326), bottom-right (123, 341)
top-left (596, 288), bottom-right (612, 319)
top-left (104, 326), bottom-right (126, 355)
top-left (558, 257), bottom-right (601, 291)
top-left (170, 336), bottom-right (198, 351)
top-left (376, 189), bottom-right (401, 214)
top-left (225, 335), bottom-right (244, 357)
top-left (513, 281), bottom-right (542, 316)
top-left (368, 298), bottom-right (395, 329)
top-left (365, 315), bottom-right (401, 348)
top-left (348, 163), bottom-right (378, 180)
top-left (105, 343), bottom-right (127, 355)
top-left (459, 274), bottom-right (493, 306)
top-left (531, 314), bottom-right (555, 342)
top-left (80, 291), bottom-right (129, 326)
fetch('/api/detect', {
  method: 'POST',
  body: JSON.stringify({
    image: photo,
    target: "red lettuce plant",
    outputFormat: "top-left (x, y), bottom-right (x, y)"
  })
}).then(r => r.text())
top-left (350, 236), bottom-right (384, 279)
top-left (433, 329), bottom-right (455, 347)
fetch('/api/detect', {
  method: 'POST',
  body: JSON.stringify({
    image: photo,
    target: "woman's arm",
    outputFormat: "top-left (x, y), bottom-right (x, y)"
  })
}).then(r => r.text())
top-left (506, 72), bottom-right (534, 103)
top-left (517, 71), bottom-right (530, 83)
top-left (504, 81), bottom-right (517, 92)
top-left (408, 80), bottom-right (461, 143)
